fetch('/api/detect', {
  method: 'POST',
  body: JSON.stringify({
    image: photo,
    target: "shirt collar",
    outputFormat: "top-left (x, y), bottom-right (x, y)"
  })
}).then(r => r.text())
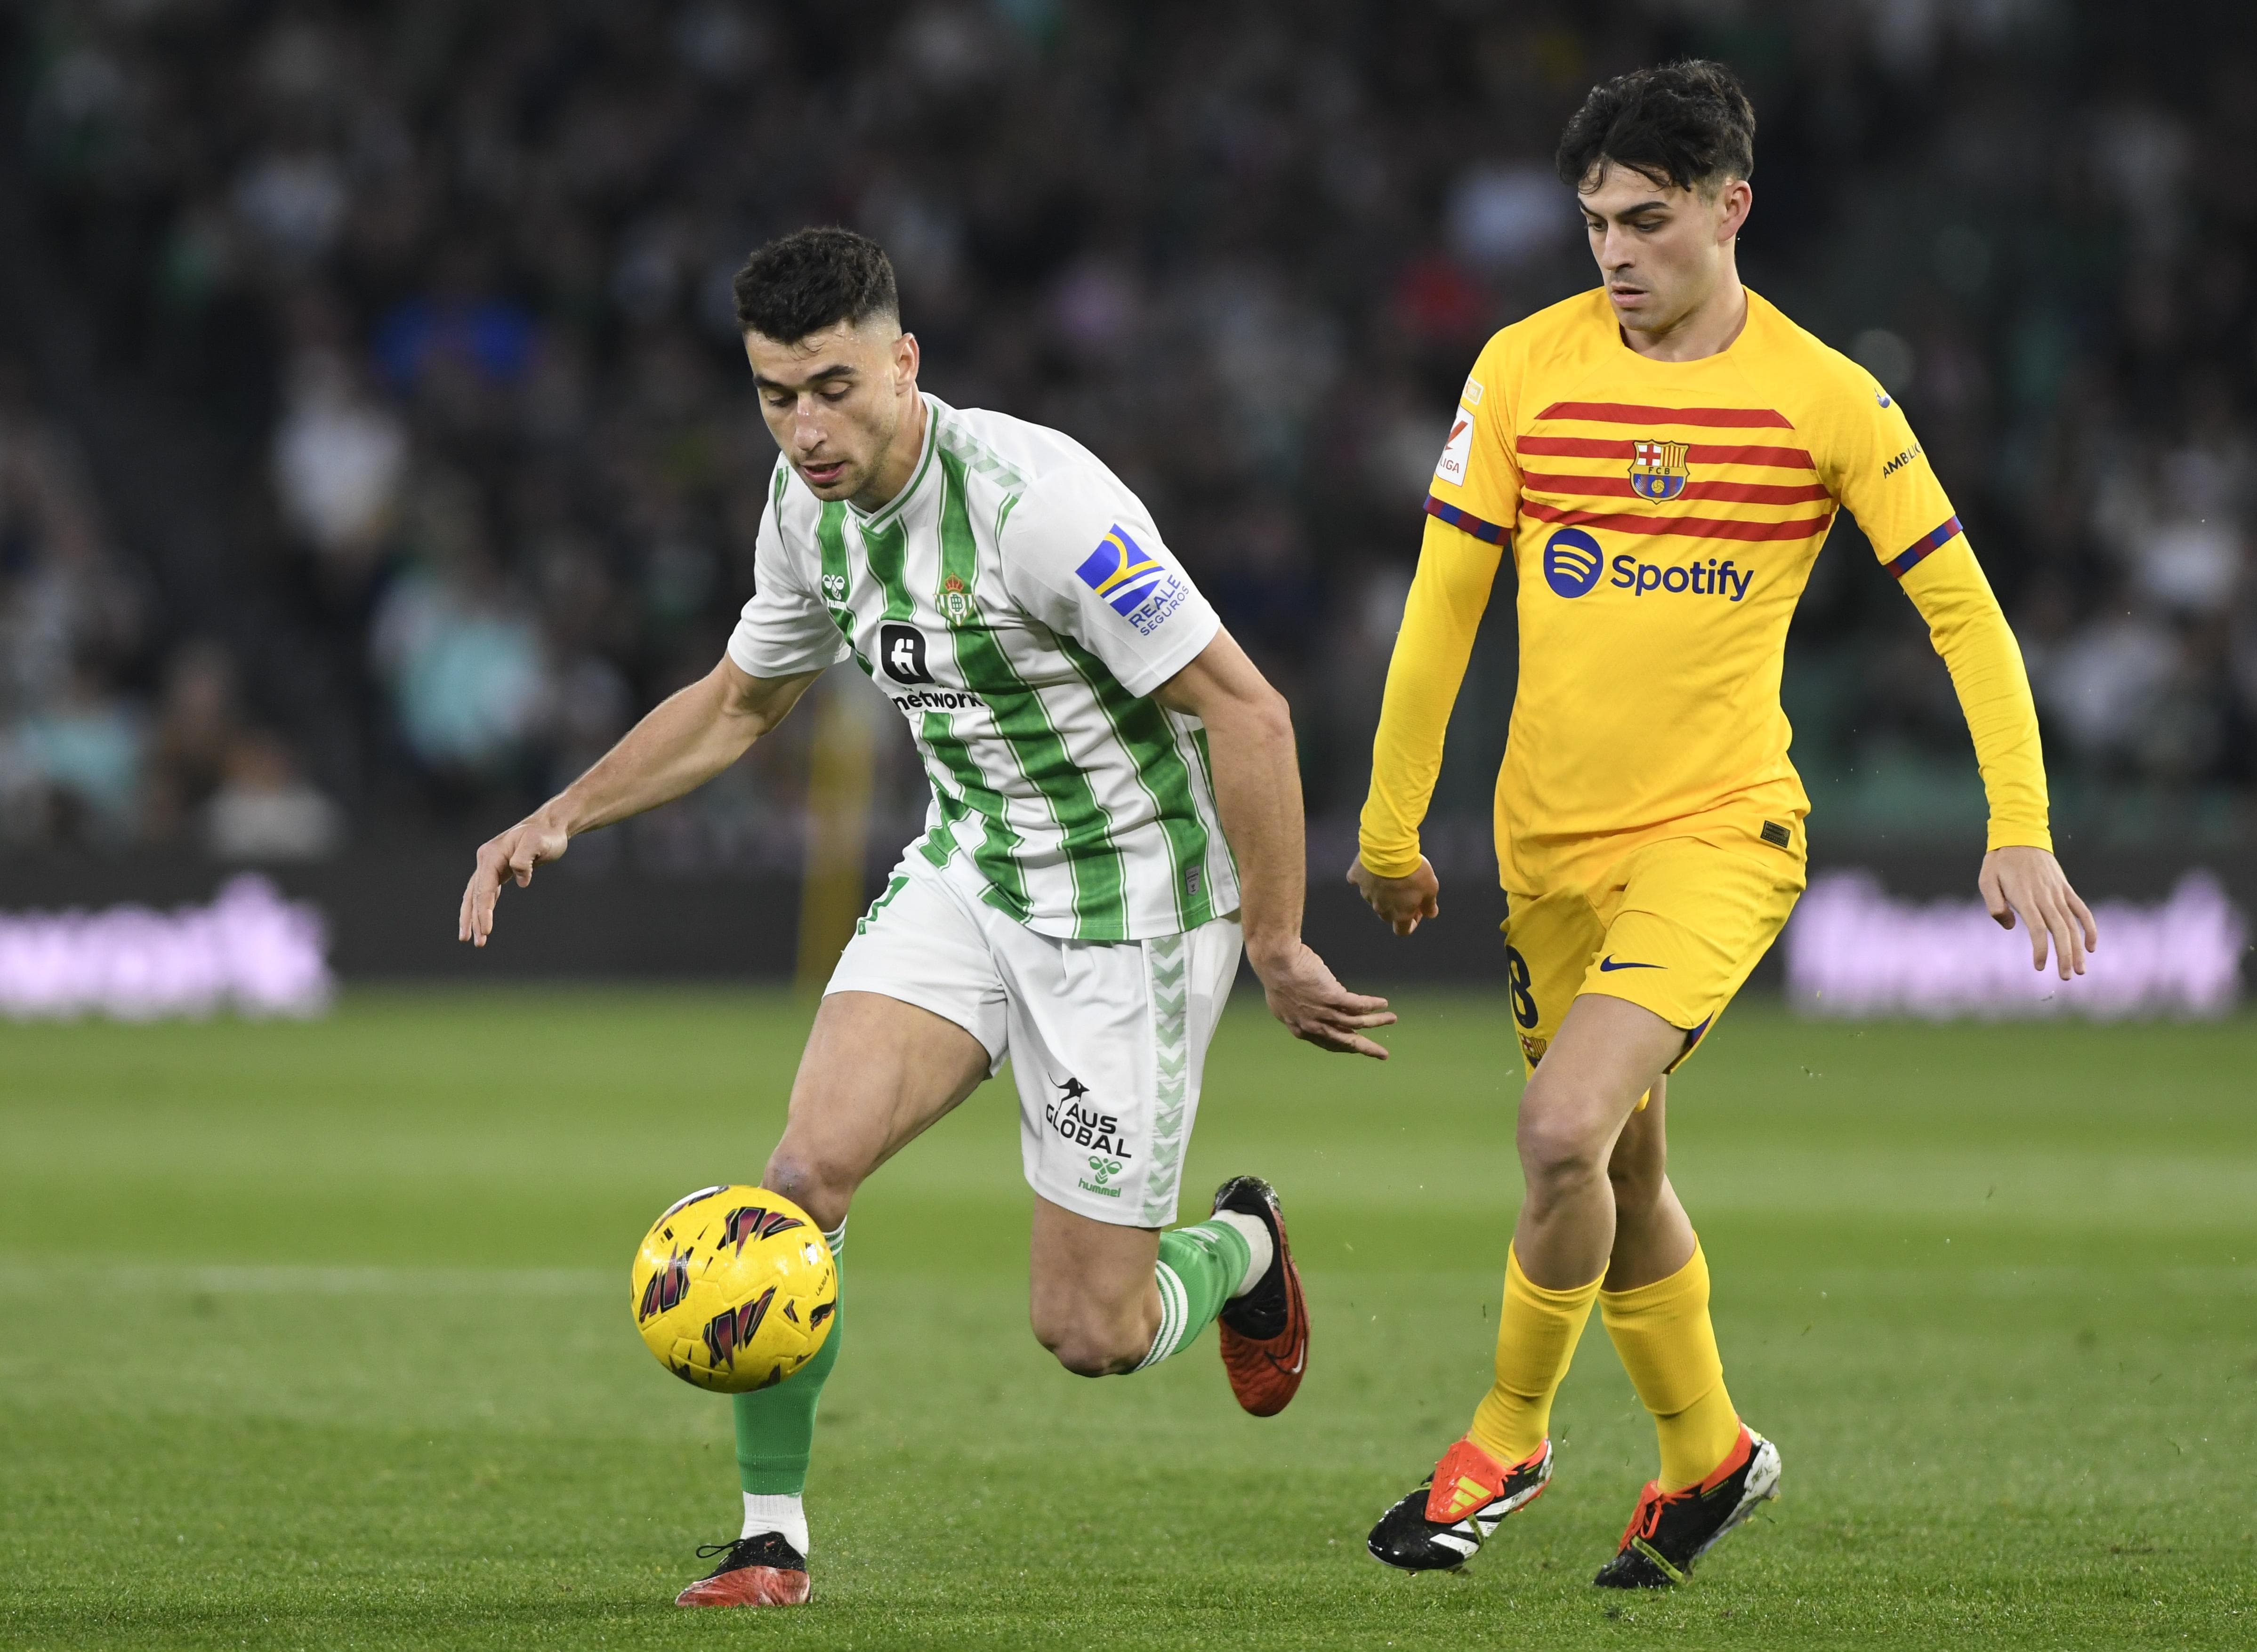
top-left (849, 393), bottom-right (940, 531)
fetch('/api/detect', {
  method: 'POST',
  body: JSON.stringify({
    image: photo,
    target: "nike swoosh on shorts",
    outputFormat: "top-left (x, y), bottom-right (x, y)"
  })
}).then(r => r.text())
top-left (1597, 956), bottom-right (1664, 972)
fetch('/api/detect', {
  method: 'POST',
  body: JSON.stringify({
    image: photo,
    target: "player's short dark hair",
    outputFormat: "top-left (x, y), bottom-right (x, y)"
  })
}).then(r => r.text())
top-left (732, 227), bottom-right (900, 342)
top-left (1555, 60), bottom-right (1755, 195)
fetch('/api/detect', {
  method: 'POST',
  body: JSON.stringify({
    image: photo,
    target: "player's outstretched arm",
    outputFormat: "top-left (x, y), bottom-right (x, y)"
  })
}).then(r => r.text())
top-left (458, 657), bottom-right (822, 946)
top-left (1978, 845), bottom-right (2098, 981)
top-left (1154, 630), bottom-right (1397, 1059)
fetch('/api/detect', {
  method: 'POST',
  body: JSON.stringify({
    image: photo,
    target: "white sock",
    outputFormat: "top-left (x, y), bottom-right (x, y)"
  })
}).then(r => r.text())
top-left (1209, 1211), bottom-right (1274, 1297)
top-left (741, 1492), bottom-right (809, 1556)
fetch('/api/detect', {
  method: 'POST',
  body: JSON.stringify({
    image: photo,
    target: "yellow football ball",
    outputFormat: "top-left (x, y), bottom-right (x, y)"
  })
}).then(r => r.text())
top-left (629, 1185), bottom-right (838, 1394)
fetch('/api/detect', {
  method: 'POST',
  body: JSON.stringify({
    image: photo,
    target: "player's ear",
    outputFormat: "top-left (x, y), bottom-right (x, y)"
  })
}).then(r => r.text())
top-left (1718, 178), bottom-right (1752, 243)
top-left (893, 329), bottom-right (920, 390)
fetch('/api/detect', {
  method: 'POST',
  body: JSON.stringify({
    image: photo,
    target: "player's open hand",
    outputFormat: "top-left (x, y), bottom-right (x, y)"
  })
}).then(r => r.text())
top-left (1979, 845), bottom-right (2098, 980)
top-left (1346, 854), bottom-right (1441, 937)
top-left (1250, 940), bottom-right (1396, 1059)
top-left (458, 811), bottom-right (571, 946)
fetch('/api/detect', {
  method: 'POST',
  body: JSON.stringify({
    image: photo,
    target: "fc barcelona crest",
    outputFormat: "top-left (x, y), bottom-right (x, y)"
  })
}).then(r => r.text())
top-left (1629, 439), bottom-right (1690, 501)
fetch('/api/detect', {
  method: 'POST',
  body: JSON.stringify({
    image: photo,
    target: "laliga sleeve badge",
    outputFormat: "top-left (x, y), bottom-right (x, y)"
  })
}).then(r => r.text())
top-left (1435, 409), bottom-right (1476, 487)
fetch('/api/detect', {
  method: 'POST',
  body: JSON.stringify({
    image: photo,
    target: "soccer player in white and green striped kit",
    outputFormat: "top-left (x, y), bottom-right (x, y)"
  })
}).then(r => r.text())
top-left (458, 227), bottom-right (1393, 1608)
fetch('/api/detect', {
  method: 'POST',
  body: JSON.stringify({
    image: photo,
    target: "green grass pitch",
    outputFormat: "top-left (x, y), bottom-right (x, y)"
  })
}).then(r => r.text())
top-left (2, 987), bottom-right (2252, 1650)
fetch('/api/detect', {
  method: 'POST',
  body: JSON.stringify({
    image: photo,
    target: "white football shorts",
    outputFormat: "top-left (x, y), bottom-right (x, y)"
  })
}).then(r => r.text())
top-left (825, 849), bottom-right (1242, 1227)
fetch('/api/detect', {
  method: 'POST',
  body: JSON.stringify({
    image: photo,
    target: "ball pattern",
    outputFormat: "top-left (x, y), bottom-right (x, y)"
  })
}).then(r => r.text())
top-left (629, 1184), bottom-right (838, 1394)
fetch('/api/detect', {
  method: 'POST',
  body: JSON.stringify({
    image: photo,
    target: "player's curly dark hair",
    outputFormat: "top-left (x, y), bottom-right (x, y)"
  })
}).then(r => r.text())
top-left (732, 226), bottom-right (900, 341)
top-left (1555, 60), bottom-right (1755, 195)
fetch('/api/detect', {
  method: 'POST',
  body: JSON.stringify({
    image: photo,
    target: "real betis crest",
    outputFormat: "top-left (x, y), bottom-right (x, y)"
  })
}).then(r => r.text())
top-left (937, 572), bottom-right (974, 625)
top-left (1629, 439), bottom-right (1690, 501)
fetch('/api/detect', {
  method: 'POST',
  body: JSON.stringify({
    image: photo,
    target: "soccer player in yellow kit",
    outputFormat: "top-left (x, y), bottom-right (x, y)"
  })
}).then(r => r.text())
top-left (1354, 62), bottom-right (2100, 1588)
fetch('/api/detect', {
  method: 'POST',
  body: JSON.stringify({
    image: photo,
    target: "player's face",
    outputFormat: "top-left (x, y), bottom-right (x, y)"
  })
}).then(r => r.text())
top-left (1578, 164), bottom-right (1751, 337)
top-left (744, 318), bottom-right (922, 507)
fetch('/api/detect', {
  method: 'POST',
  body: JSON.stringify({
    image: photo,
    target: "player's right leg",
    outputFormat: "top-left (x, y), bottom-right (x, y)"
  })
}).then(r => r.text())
top-left (679, 863), bottom-right (1005, 1609)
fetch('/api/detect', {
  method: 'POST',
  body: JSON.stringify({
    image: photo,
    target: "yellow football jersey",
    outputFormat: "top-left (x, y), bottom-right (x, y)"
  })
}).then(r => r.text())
top-left (1362, 287), bottom-right (2051, 892)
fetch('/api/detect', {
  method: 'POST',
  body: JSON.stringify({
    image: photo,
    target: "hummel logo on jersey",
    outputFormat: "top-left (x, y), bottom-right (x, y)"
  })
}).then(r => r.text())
top-left (878, 622), bottom-right (935, 685)
top-left (1597, 956), bottom-right (1663, 972)
top-left (821, 572), bottom-right (847, 601)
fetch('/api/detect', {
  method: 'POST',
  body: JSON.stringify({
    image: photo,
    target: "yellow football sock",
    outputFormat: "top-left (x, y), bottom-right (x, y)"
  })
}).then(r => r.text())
top-left (1600, 1242), bottom-right (1741, 1491)
top-left (1467, 1246), bottom-right (1604, 1465)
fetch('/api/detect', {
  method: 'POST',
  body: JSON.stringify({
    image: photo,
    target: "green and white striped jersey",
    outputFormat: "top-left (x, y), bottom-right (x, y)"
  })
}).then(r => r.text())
top-left (728, 395), bottom-right (1241, 942)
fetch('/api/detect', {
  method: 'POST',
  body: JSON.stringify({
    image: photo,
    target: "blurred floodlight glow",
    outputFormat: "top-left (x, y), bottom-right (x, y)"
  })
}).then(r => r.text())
top-left (1785, 871), bottom-right (2246, 1020)
top-left (0, 874), bottom-right (332, 1021)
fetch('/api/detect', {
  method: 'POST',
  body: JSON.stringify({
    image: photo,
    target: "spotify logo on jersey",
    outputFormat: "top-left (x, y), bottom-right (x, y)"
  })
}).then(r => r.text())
top-left (1542, 528), bottom-right (1605, 598)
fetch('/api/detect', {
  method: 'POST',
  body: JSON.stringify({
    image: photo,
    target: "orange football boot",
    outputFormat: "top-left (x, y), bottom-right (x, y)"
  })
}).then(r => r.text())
top-left (1367, 1435), bottom-right (1555, 1570)
top-left (674, 1532), bottom-right (811, 1607)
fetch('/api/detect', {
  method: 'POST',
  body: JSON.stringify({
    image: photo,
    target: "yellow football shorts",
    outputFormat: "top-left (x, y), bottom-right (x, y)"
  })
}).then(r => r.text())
top-left (1501, 818), bottom-right (1806, 1080)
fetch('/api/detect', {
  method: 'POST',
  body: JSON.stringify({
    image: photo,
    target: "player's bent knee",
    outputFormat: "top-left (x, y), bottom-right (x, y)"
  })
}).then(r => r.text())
top-left (1516, 1102), bottom-right (1612, 1193)
top-left (1048, 1338), bottom-right (1138, 1379)
top-left (758, 1151), bottom-right (854, 1232)
top-left (1030, 1304), bottom-right (1154, 1378)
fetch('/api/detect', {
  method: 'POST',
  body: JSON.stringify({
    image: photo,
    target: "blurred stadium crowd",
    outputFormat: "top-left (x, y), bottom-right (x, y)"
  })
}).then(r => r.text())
top-left (2, 0), bottom-right (2253, 863)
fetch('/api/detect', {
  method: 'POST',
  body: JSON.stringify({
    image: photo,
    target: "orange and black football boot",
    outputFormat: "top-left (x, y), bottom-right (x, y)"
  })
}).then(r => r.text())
top-left (674, 1532), bottom-right (811, 1608)
top-left (1210, 1176), bottom-right (1308, 1417)
top-left (1367, 1435), bottom-right (1554, 1570)
top-left (1592, 1424), bottom-right (1780, 1588)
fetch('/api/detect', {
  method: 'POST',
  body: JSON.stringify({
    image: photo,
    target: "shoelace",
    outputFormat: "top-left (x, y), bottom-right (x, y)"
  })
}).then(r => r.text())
top-left (695, 1534), bottom-right (794, 1562)
top-left (1620, 1483), bottom-right (1683, 1547)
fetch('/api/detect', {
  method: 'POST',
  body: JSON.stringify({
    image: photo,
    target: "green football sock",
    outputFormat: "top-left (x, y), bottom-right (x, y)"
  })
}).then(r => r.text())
top-left (1135, 1220), bottom-right (1254, 1369)
top-left (732, 1220), bottom-right (845, 1496)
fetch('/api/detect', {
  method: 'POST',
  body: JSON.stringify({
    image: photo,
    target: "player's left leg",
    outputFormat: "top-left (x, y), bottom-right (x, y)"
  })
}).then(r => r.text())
top-left (1578, 829), bottom-right (1800, 1587)
top-left (995, 903), bottom-right (1309, 1414)
top-left (1602, 1078), bottom-right (1734, 1488)
top-left (1591, 1080), bottom-right (1776, 1587)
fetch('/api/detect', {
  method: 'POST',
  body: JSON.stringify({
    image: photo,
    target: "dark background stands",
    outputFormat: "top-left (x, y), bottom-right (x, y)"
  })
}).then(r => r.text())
top-left (3, 0), bottom-right (2253, 882)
